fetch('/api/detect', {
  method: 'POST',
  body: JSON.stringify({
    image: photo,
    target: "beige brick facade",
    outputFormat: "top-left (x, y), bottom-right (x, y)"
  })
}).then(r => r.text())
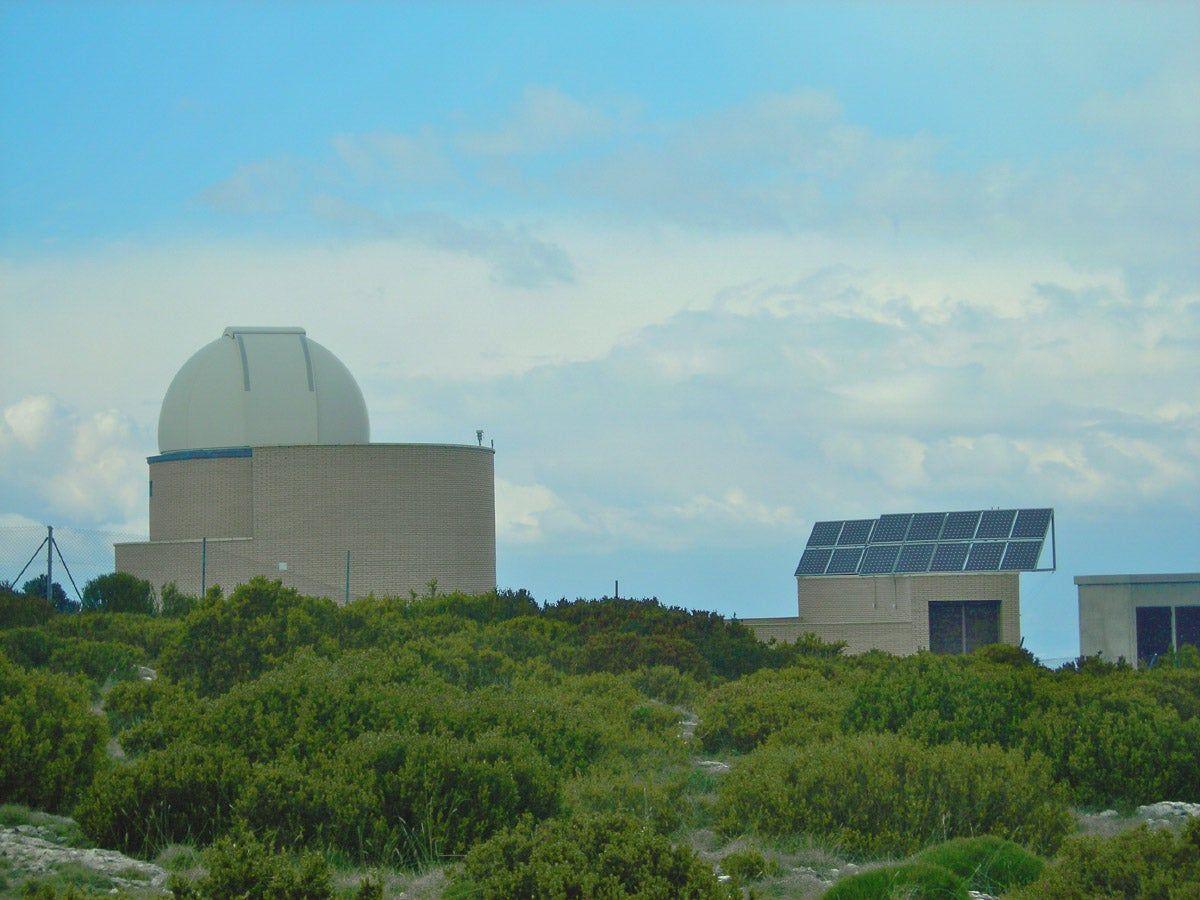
top-left (117, 443), bottom-right (496, 601)
top-left (744, 572), bottom-right (1020, 655)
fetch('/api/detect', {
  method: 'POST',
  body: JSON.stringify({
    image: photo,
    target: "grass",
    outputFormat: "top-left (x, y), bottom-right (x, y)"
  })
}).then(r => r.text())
top-left (822, 862), bottom-right (969, 899)
top-left (915, 836), bottom-right (1044, 894)
top-left (0, 804), bottom-right (90, 848)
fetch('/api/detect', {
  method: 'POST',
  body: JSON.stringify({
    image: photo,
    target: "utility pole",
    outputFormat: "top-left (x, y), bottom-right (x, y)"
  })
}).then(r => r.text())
top-left (45, 526), bottom-right (53, 605)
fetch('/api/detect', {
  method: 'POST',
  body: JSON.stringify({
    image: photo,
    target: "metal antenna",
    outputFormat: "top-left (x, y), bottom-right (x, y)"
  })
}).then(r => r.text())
top-left (476, 429), bottom-right (484, 446)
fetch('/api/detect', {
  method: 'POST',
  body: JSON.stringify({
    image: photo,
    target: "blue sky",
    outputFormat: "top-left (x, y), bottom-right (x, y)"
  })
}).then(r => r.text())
top-left (2, 2), bottom-right (1197, 658)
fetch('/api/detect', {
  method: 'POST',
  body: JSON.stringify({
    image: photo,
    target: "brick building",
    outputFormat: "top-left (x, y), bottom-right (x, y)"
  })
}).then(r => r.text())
top-left (116, 327), bottom-right (495, 600)
top-left (744, 508), bottom-right (1054, 655)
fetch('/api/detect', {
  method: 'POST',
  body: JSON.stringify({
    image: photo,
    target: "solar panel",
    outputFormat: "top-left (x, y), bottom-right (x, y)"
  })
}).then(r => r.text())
top-left (795, 506), bottom-right (1053, 578)
top-left (906, 512), bottom-right (946, 541)
top-left (896, 543), bottom-right (935, 573)
top-left (941, 511), bottom-right (981, 540)
top-left (870, 513), bottom-right (912, 543)
top-left (860, 545), bottom-right (900, 575)
top-left (837, 520), bottom-right (875, 545)
top-left (977, 509), bottom-right (1017, 539)
top-left (1001, 540), bottom-right (1043, 570)
top-left (1011, 508), bottom-right (1052, 539)
top-left (795, 547), bottom-right (833, 575)
top-left (827, 547), bottom-right (864, 575)
top-left (807, 521), bottom-right (843, 547)
top-left (930, 542), bottom-right (969, 571)
top-left (965, 541), bottom-right (1005, 570)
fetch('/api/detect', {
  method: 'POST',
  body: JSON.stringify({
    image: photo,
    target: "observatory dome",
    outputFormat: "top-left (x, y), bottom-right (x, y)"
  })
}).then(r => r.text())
top-left (157, 327), bottom-right (369, 453)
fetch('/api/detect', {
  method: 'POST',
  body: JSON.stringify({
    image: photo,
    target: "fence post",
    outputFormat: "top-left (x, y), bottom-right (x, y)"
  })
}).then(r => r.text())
top-left (344, 551), bottom-right (351, 603)
top-left (45, 525), bottom-right (53, 605)
top-left (201, 537), bottom-right (207, 596)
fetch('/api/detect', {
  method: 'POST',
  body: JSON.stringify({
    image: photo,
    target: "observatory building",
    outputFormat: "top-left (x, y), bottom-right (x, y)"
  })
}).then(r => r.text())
top-left (745, 508), bottom-right (1055, 655)
top-left (115, 327), bottom-right (496, 600)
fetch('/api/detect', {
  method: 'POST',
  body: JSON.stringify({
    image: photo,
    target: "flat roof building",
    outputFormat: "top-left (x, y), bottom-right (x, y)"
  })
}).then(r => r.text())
top-left (1076, 573), bottom-right (1200, 667)
top-left (746, 508), bottom-right (1054, 655)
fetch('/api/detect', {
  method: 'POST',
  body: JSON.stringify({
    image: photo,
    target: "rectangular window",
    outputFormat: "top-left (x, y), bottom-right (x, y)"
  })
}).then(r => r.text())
top-left (1176, 606), bottom-right (1200, 652)
top-left (929, 600), bottom-right (1001, 654)
top-left (149, 480), bottom-right (153, 498)
top-left (1135, 606), bottom-right (1172, 664)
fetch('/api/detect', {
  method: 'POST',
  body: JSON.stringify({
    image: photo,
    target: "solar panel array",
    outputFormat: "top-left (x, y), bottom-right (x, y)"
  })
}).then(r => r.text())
top-left (796, 507), bottom-right (1053, 577)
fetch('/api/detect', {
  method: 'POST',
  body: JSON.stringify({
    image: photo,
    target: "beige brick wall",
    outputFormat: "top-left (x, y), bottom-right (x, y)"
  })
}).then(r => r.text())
top-left (119, 443), bottom-right (496, 601)
top-left (149, 456), bottom-right (252, 540)
top-left (744, 571), bottom-right (1020, 656)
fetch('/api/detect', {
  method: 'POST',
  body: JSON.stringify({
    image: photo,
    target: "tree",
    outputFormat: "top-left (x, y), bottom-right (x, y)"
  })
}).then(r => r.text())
top-left (21, 574), bottom-right (72, 613)
top-left (81, 572), bottom-right (156, 615)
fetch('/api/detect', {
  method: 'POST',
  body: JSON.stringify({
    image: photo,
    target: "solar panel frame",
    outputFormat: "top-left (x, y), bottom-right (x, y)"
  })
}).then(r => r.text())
top-left (941, 511), bottom-right (981, 541)
top-left (977, 509), bottom-right (1017, 539)
top-left (930, 542), bottom-right (970, 571)
top-left (965, 541), bottom-right (1005, 570)
top-left (1011, 508), bottom-right (1052, 539)
top-left (860, 545), bottom-right (901, 575)
top-left (1001, 540), bottom-right (1043, 570)
top-left (870, 514), bottom-right (912, 543)
top-left (795, 547), bottom-right (834, 575)
top-left (826, 547), bottom-right (864, 575)
top-left (906, 512), bottom-right (946, 541)
top-left (837, 519), bottom-right (875, 545)
top-left (807, 521), bottom-right (844, 547)
top-left (895, 543), bottom-right (935, 573)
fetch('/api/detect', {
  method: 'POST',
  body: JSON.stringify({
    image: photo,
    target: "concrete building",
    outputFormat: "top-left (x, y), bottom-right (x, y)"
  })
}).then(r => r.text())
top-left (745, 508), bottom-right (1054, 655)
top-left (1076, 573), bottom-right (1200, 667)
top-left (116, 327), bottom-right (496, 600)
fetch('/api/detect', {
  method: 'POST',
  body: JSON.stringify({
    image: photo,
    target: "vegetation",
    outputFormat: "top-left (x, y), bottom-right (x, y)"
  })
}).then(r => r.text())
top-left (0, 572), bottom-right (1197, 898)
top-left (81, 572), bottom-right (156, 615)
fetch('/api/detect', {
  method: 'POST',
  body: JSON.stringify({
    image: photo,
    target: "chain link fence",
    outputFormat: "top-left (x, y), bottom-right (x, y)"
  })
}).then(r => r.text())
top-left (1, 525), bottom-right (374, 606)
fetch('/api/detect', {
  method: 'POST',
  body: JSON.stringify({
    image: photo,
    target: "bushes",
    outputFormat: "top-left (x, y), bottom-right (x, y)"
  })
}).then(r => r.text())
top-left (823, 862), bottom-right (969, 899)
top-left (80, 573), bottom-right (155, 615)
top-left (171, 826), bottom-right (332, 899)
top-left (159, 578), bottom-right (340, 696)
top-left (450, 814), bottom-right (733, 899)
top-left (0, 587), bottom-right (54, 628)
top-left (696, 665), bottom-right (849, 752)
top-left (716, 732), bottom-right (1072, 856)
top-left (0, 654), bottom-right (108, 811)
top-left (915, 836), bottom-right (1044, 894)
top-left (0, 629), bottom-right (141, 685)
top-left (1014, 818), bottom-right (1200, 899)
top-left (74, 743), bottom-right (250, 855)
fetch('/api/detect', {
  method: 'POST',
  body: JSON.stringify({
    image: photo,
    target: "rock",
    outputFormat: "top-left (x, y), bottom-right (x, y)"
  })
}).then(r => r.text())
top-left (968, 892), bottom-right (998, 900)
top-left (138, 665), bottom-right (157, 681)
top-left (1097, 809), bottom-right (1119, 818)
top-left (1136, 801), bottom-right (1200, 820)
top-left (717, 874), bottom-right (732, 883)
top-left (0, 827), bottom-right (169, 893)
top-left (695, 760), bottom-right (731, 773)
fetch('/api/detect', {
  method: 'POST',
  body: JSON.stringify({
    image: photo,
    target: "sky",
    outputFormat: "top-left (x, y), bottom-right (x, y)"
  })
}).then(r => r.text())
top-left (1, 2), bottom-right (1197, 658)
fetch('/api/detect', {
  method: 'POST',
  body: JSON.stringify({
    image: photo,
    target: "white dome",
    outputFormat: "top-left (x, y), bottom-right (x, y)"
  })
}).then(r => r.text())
top-left (157, 327), bottom-right (370, 453)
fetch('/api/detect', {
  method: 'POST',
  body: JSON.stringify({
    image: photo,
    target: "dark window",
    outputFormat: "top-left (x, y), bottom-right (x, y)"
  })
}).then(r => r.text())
top-left (1135, 606), bottom-right (1172, 664)
top-left (929, 600), bottom-right (1001, 654)
top-left (149, 480), bottom-right (153, 498)
top-left (1176, 606), bottom-right (1200, 652)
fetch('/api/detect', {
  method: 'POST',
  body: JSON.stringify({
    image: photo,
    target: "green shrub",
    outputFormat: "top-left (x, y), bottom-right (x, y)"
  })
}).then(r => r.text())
top-left (1013, 818), bottom-right (1200, 899)
top-left (43, 612), bottom-right (181, 658)
top-left (0, 588), bottom-right (54, 629)
top-left (631, 665), bottom-right (704, 707)
top-left (74, 743), bottom-right (250, 855)
top-left (696, 665), bottom-right (850, 752)
top-left (720, 848), bottom-right (781, 883)
top-left (172, 826), bottom-right (332, 899)
top-left (159, 583), bottom-right (197, 619)
top-left (716, 733), bottom-right (1072, 856)
top-left (823, 862), bottom-right (968, 899)
top-left (915, 836), bottom-right (1044, 893)
top-left (81, 573), bottom-right (155, 615)
top-left (159, 577), bottom-right (340, 696)
top-left (843, 653), bottom-right (1038, 748)
top-left (0, 629), bottom-right (142, 685)
top-left (450, 813), bottom-right (733, 898)
top-left (0, 653), bottom-right (107, 811)
top-left (564, 759), bottom-right (688, 834)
